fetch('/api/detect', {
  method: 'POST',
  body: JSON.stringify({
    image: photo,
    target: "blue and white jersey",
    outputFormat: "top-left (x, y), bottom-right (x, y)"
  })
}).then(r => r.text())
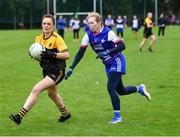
top-left (132, 19), bottom-right (138, 29)
top-left (70, 19), bottom-right (80, 30)
top-left (115, 19), bottom-right (124, 31)
top-left (81, 26), bottom-right (126, 74)
top-left (105, 18), bottom-right (114, 29)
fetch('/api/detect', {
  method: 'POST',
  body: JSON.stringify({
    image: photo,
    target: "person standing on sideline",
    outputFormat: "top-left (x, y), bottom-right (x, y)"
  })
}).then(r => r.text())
top-left (132, 15), bottom-right (139, 39)
top-left (83, 16), bottom-right (90, 32)
top-left (123, 15), bottom-right (128, 28)
top-left (105, 14), bottom-right (114, 30)
top-left (139, 12), bottom-right (156, 52)
top-left (158, 13), bottom-right (166, 37)
top-left (57, 15), bottom-right (66, 39)
top-left (69, 17), bottom-right (74, 29)
top-left (170, 14), bottom-right (176, 26)
top-left (115, 15), bottom-right (125, 39)
top-left (70, 16), bottom-right (80, 41)
top-left (65, 12), bottom-right (151, 124)
top-left (9, 14), bottom-right (71, 125)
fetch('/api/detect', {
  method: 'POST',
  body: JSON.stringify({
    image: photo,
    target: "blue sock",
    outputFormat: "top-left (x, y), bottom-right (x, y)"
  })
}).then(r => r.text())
top-left (114, 110), bottom-right (120, 118)
top-left (137, 85), bottom-right (142, 93)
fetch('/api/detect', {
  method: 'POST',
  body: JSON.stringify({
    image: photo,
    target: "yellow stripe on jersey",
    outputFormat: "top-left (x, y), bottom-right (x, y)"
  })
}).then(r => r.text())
top-left (145, 17), bottom-right (152, 26)
top-left (35, 32), bottom-right (67, 52)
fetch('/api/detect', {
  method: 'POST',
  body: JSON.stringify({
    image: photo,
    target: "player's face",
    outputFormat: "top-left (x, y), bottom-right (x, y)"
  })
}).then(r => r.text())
top-left (42, 17), bottom-right (54, 34)
top-left (160, 14), bottom-right (164, 18)
top-left (147, 13), bottom-right (153, 19)
top-left (88, 17), bottom-right (101, 33)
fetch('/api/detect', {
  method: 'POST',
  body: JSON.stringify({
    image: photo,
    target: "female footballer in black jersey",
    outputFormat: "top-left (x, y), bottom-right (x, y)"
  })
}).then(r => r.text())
top-left (9, 14), bottom-right (71, 125)
top-left (139, 12), bottom-right (156, 52)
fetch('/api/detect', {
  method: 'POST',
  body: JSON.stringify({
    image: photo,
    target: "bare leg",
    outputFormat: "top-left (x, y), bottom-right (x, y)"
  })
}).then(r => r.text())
top-left (47, 85), bottom-right (64, 109)
top-left (149, 34), bottom-right (156, 49)
top-left (47, 85), bottom-right (70, 121)
top-left (139, 38), bottom-right (147, 52)
top-left (23, 76), bottom-right (55, 111)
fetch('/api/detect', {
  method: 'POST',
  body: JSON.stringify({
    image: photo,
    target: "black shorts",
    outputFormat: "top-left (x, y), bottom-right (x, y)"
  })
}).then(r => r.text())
top-left (43, 69), bottom-right (65, 85)
top-left (143, 31), bottom-right (153, 38)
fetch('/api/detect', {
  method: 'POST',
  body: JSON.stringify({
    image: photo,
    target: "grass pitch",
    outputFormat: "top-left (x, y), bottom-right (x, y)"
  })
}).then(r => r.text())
top-left (0, 26), bottom-right (180, 136)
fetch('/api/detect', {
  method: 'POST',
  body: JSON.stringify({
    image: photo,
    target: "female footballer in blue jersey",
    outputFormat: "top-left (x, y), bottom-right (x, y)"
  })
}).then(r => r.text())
top-left (65, 12), bottom-right (151, 124)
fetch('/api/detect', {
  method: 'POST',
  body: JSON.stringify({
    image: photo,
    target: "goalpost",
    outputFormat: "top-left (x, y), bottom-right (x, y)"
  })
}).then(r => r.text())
top-left (53, 0), bottom-right (97, 23)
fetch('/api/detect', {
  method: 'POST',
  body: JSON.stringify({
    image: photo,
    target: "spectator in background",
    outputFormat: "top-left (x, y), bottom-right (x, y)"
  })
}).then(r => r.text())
top-left (158, 13), bottom-right (166, 36)
top-left (105, 14), bottom-right (114, 29)
top-left (115, 15), bottom-right (125, 40)
top-left (70, 16), bottom-right (80, 41)
top-left (18, 22), bottom-right (25, 29)
top-left (123, 15), bottom-right (128, 28)
top-left (83, 16), bottom-right (90, 32)
top-left (131, 15), bottom-right (139, 39)
top-left (69, 17), bottom-right (74, 31)
top-left (57, 15), bottom-right (66, 39)
top-left (170, 14), bottom-right (176, 26)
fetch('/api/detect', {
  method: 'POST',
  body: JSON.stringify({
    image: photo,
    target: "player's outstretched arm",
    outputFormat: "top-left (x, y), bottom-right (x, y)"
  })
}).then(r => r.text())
top-left (96, 41), bottom-right (126, 58)
top-left (64, 47), bottom-right (87, 80)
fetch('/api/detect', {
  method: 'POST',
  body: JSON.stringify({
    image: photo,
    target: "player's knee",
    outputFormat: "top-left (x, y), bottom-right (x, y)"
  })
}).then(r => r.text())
top-left (152, 36), bottom-right (156, 42)
top-left (118, 92), bottom-right (126, 96)
top-left (107, 84), bottom-right (116, 94)
top-left (107, 83), bottom-right (113, 90)
top-left (116, 88), bottom-right (126, 96)
top-left (48, 92), bottom-right (57, 99)
top-left (31, 86), bottom-right (42, 95)
top-left (153, 37), bottom-right (156, 42)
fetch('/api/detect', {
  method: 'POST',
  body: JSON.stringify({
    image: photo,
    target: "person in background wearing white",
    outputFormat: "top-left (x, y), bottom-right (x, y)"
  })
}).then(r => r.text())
top-left (115, 15), bottom-right (125, 40)
top-left (132, 15), bottom-right (139, 39)
top-left (105, 14), bottom-right (114, 30)
top-left (70, 16), bottom-right (80, 41)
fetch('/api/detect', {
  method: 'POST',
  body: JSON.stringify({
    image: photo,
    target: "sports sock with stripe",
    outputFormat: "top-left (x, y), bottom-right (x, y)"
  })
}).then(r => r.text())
top-left (59, 107), bottom-right (69, 117)
top-left (18, 108), bottom-right (28, 119)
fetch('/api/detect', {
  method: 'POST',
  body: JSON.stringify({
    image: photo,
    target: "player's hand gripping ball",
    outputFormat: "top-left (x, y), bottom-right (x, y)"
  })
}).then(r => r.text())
top-left (28, 43), bottom-right (45, 61)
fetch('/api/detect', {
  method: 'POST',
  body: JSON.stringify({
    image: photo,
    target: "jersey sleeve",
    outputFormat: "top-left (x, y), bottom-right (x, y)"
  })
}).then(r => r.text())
top-left (56, 37), bottom-right (68, 52)
top-left (108, 30), bottom-right (121, 44)
top-left (81, 33), bottom-right (89, 48)
top-left (145, 18), bottom-right (152, 26)
top-left (35, 35), bottom-right (40, 43)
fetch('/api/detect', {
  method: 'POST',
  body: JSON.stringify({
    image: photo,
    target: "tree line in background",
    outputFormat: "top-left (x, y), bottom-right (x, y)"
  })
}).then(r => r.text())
top-left (0, 0), bottom-right (179, 29)
top-left (0, 0), bottom-right (46, 29)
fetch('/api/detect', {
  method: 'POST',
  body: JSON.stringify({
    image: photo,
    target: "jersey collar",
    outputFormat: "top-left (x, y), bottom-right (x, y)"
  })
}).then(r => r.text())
top-left (93, 27), bottom-right (104, 36)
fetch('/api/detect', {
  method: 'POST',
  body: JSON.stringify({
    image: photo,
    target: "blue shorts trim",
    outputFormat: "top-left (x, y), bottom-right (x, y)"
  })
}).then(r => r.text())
top-left (105, 55), bottom-right (126, 74)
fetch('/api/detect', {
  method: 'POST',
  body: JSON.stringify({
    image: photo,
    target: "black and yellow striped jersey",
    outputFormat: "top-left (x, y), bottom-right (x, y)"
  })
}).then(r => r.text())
top-left (35, 31), bottom-right (68, 70)
top-left (144, 17), bottom-right (153, 33)
top-left (35, 31), bottom-right (67, 52)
